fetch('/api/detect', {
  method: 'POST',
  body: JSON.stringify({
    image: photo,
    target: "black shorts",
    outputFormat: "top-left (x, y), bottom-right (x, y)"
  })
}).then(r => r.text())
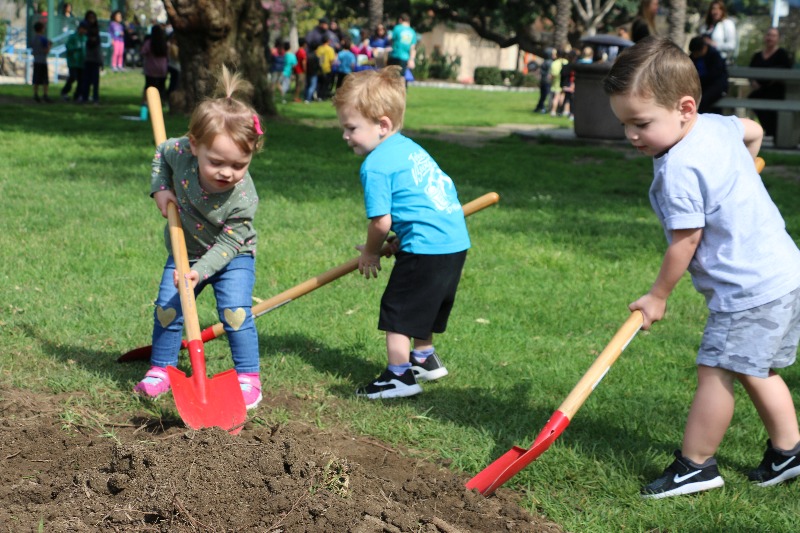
top-left (378, 250), bottom-right (467, 339)
top-left (32, 63), bottom-right (49, 85)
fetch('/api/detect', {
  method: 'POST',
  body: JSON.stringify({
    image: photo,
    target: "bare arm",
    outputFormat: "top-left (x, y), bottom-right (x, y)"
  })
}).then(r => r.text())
top-left (630, 228), bottom-right (703, 329)
top-left (357, 214), bottom-right (392, 279)
top-left (740, 118), bottom-right (763, 160)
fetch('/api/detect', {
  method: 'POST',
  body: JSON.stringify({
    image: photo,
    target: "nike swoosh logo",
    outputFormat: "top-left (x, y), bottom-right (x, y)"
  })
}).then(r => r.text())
top-left (673, 470), bottom-right (702, 483)
top-left (772, 457), bottom-right (796, 471)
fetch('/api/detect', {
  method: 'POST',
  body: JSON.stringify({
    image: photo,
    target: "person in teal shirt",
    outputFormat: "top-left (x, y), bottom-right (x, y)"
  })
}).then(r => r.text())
top-left (278, 41), bottom-right (297, 103)
top-left (388, 13), bottom-right (417, 75)
top-left (61, 21), bottom-right (87, 101)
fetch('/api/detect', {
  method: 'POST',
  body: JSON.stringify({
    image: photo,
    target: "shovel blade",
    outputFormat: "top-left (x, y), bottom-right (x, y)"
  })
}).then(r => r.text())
top-left (466, 410), bottom-right (570, 495)
top-left (167, 366), bottom-right (247, 435)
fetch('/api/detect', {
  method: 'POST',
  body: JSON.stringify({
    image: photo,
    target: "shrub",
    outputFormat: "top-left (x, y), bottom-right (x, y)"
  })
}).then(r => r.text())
top-left (473, 67), bottom-right (502, 86)
top-left (412, 44), bottom-right (461, 81)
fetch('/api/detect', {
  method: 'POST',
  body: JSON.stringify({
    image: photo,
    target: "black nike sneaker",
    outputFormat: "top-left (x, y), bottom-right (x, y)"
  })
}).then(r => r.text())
top-left (641, 450), bottom-right (724, 499)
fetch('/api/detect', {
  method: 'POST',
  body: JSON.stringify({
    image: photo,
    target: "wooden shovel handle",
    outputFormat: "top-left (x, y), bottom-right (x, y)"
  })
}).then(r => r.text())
top-left (146, 87), bottom-right (167, 146)
top-left (167, 202), bottom-right (203, 343)
top-left (556, 310), bottom-right (643, 418)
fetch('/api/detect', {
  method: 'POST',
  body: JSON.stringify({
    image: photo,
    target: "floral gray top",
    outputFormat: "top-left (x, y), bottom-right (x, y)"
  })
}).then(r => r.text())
top-left (151, 137), bottom-right (259, 280)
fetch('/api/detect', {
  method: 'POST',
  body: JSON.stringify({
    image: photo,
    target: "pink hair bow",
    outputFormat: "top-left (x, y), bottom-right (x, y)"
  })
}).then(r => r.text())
top-left (253, 114), bottom-right (264, 135)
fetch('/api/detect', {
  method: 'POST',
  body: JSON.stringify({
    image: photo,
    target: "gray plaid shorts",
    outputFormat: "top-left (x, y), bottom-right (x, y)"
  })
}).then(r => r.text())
top-left (697, 286), bottom-right (800, 378)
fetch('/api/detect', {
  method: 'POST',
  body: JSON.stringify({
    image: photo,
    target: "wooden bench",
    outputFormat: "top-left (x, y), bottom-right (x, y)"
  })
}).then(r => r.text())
top-left (716, 66), bottom-right (800, 149)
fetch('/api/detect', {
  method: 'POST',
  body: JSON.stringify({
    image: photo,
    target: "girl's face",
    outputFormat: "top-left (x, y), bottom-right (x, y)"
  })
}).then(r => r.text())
top-left (648, 0), bottom-right (659, 15)
top-left (610, 93), bottom-right (695, 157)
top-left (710, 3), bottom-right (723, 21)
top-left (114, 12), bottom-right (122, 22)
top-left (336, 105), bottom-right (390, 156)
top-left (190, 134), bottom-right (253, 193)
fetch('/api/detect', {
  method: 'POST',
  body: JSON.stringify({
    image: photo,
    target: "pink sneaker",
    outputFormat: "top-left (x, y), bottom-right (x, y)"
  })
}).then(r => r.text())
top-left (134, 366), bottom-right (171, 399)
top-left (238, 373), bottom-right (262, 410)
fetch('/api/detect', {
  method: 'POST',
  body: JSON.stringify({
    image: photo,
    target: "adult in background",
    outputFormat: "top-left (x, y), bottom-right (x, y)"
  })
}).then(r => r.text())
top-left (699, 1), bottom-right (737, 64)
top-left (748, 27), bottom-right (793, 138)
top-left (305, 17), bottom-right (332, 52)
top-left (689, 35), bottom-right (728, 114)
top-left (387, 14), bottom-right (417, 81)
top-left (631, 0), bottom-right (658, 43)
top-left (369, 23), bottom-right (390, 68)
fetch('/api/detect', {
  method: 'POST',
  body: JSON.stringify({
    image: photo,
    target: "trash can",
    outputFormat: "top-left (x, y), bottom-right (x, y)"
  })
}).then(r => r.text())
top-left (573, 62), bottom-right (625, 140)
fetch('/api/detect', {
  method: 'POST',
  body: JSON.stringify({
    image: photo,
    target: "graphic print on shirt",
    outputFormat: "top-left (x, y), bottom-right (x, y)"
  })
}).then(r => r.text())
top-left (409, 150), bottom-right (459, 213)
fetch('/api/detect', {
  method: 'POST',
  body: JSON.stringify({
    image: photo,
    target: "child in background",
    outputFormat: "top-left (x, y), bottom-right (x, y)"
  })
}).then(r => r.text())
top-left (61, 21), bottom-right (87, 101)
top-left (335, 37), bottom-right (356, 89)
top-left (78, 10), bottom-right (103, 104)
top-left (134, 66), bottom-right (265, 410)
top-left (604, 36), bottom-right (800, 499)
top-left (332, 66), bottom-right (471, 399)
top-left (140, 24), bottom-right (169, 119)
top-left (315, 35), bottom-right (336, 100)
top-left (278, 41), bottom-right (297, 104)
top-left (31, 21), bottom-right (52, 103)
top-left (293, 38), bottom-right (307, 103)
top-left (109, 10), bottom-right (126, 72)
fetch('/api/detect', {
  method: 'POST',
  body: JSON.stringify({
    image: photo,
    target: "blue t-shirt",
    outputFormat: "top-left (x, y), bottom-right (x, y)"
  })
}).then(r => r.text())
top-left (389, 24), bottom-right (417, 61)
top-left (650, 114), bottom-right (800, 312)
top-left (360, 133), bottom-right (471, 254)
top-left (282, 52), bottom-right (297, 77)
top-left (337, 49), bottom-right (356, 74)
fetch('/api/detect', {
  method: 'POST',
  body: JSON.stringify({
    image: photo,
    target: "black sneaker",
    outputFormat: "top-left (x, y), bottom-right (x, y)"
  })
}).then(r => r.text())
top-left (355, 368), bottom-right (422, 400)
top-left (747, 440), bottom-right (800, 487)
top-left (640, 450), bottom-right (724, 499)
top-left (410, 352), bottom-right (449, 382)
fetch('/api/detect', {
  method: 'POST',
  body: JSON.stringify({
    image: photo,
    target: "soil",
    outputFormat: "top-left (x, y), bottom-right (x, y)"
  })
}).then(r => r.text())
top-left (0, 384), bottom-right (563, 532)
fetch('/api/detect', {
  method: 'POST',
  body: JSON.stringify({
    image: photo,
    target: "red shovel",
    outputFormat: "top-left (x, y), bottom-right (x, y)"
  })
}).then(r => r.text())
top-left (147, 87), bottom-right (246, 433)
top-left (118, 191), bottom-right (501, 362)
top-left (466, 310), bottom-right (644, 495)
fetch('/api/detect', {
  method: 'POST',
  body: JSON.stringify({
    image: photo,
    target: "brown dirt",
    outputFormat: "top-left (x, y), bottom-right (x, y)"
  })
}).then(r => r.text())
top-left (0, 384), bottom-right (563, 532)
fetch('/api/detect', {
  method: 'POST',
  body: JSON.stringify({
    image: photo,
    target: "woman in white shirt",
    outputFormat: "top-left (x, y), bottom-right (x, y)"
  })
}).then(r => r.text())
top-left (699, 1), bottom-right (737, 62)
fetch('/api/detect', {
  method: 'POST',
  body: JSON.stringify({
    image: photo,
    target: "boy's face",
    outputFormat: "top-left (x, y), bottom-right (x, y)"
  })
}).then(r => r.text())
top-left (610, 93), bottom-right (695, 157)
top-left (190, 134), bottom-right (253, 193)
top-left (336, 105), bottom-right (390, 156)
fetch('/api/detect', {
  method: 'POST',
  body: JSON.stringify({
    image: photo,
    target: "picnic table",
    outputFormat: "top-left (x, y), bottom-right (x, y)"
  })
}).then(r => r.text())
top-left (716, 66), bottom-right (800, 149)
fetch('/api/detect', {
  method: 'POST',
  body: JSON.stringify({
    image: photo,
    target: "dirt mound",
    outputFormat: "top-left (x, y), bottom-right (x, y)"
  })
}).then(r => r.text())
top-left (0, 385), bottom-right (562, 532)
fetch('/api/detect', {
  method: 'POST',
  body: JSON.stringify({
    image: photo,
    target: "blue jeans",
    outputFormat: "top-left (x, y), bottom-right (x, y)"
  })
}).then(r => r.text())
top-left (150, 254), bottom-right (259, 373)
top-left (304, 73), bottom-right (318, 101)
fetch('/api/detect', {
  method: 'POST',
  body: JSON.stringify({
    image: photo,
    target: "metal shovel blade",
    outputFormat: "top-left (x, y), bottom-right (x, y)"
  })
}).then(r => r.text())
top-left (167, 340), bottom-right (246, 435)
top-left (466, 311), bottom-right (643, 496)
top-left (466, 411), bottom-right (571, 495)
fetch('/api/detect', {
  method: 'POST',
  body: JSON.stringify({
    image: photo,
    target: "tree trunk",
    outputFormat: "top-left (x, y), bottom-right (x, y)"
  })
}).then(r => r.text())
top-left (666, 0), bottom-right (687, 48)
top-left (163, 0), bottom-right (276, 117)
top-left (368, 0), bottom-right (384, 34)
top-left (553, 0), bottom-right (572, 48)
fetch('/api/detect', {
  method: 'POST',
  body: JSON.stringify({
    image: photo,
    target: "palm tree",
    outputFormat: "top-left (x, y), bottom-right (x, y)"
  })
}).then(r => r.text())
top-left (368, 0), bottom-right (384, 35)
top-left (554, 0), bottom-right (572, 48)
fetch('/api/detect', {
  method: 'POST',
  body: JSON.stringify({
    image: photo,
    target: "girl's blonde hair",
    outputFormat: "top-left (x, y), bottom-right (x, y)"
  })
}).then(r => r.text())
top-left (331, 66), bottom-right (406, 131)
top-left (603, 36), bottom-right (701, 109)
top-left (188, 65), bottom-right (264, 154)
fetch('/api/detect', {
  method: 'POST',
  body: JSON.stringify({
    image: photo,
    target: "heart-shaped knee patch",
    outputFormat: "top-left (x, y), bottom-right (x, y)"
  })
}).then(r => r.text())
top-left (156, 306), bottom-right (177, 328)
top-left (224, 308), bottom-right (247, 330)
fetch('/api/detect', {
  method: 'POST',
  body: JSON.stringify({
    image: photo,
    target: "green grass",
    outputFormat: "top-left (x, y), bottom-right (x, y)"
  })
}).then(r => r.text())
top-left (3, 73), bottom-right (800, 532)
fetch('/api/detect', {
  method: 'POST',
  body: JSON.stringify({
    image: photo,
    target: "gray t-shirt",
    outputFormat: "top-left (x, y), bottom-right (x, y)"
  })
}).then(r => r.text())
top-left (651, 113), bottom-right (800, 312)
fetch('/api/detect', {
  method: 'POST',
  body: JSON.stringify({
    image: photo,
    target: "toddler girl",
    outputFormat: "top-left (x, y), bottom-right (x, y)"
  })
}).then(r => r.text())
top-left (134, 66), bottom-right (265, 409)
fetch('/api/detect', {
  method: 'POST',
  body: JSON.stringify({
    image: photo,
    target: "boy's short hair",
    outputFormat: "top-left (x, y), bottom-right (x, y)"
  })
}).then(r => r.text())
top-left (331, 66), bottom-right (406, 131)
top-left (603, 36), bottom-right (701, 109)
top-left (34, 21), bottom-right (44, 32)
